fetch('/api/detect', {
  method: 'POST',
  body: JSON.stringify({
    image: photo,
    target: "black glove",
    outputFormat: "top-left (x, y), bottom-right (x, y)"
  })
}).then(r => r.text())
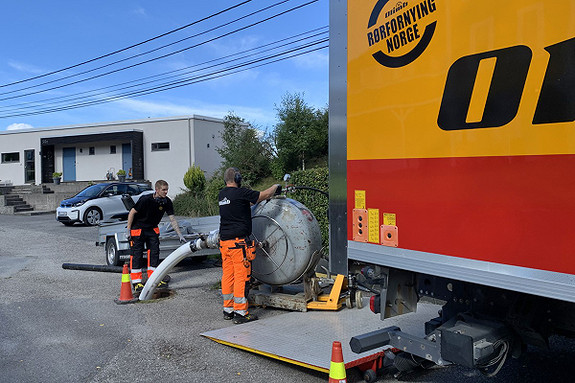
top-left (274, 184), bottom-right (282, 195)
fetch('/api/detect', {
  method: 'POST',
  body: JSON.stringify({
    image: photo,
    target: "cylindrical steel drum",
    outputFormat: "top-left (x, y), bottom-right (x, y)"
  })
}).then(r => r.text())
top-left (251, 197), bottom-right (322, 285)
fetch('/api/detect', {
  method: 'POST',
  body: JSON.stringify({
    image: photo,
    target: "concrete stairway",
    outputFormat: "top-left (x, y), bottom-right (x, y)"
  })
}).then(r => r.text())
top-left (4, 194), bottom-right (34, 213)
top-left (0, 184), bottom-right (60, 214)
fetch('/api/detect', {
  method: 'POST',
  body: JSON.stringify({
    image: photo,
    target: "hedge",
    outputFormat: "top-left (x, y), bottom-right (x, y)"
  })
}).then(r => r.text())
top-left (288, 167), bottom-right (329, 247)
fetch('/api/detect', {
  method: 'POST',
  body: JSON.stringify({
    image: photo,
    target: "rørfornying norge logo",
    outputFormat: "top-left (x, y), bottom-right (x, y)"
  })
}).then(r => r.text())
top-left (367, 0), bottom-right (438, 68)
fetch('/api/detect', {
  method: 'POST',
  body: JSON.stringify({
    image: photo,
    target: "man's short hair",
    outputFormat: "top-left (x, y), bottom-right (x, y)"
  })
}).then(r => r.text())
top-left (224, 168), bottom-right (239, 184)
top-left (155, 180), bottom-right (169, 190)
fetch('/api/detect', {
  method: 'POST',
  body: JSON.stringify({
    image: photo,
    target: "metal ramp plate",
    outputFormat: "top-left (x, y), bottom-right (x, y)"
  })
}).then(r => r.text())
top-left (201, 302), bottom-right (441, 373)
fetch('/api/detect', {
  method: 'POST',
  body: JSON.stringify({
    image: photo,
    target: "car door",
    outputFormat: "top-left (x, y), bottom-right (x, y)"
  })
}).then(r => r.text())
top-left (100, 184), bottom-right (128, 220)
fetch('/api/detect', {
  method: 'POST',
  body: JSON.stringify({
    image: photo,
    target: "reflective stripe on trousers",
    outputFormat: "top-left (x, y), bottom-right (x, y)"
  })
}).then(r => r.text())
top-left (220, 238), bottom-right (254, 315)
top-left (130, 227), bottom-right (160, 283)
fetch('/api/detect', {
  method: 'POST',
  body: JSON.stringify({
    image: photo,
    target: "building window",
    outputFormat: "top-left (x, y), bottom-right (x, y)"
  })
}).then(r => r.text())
top-left (110, 145), bottom-right (116, 154)
top-left (151, 142), bottom-right (170, 151)
top-left (1, 152), bottom-right (20, 163)
top-left (89, 147), bottom-right (95, 155)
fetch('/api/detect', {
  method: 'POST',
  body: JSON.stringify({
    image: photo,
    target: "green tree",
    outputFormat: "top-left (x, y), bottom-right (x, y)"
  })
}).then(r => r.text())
top-left (216, 113), bottom-right (271, 185)
top-left (272, 93), bottom-right (328, 176)
top-left (183, 164), bottom-right (206, 195)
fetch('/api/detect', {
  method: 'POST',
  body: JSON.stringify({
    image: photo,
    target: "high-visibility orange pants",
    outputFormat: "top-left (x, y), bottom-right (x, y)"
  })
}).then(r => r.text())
top-left (220, 238), bottom-right (255, 316)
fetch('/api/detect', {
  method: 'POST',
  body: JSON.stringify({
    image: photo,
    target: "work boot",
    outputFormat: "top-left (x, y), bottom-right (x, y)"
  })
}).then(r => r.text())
top-left (233, 313), bottom-right (258, 324)
top-left (223, 310), bottom-right (234, 320)
top-left (133, 283), bottom-right (144, 296)
top-left (157, 280), bottom-right (169, 289)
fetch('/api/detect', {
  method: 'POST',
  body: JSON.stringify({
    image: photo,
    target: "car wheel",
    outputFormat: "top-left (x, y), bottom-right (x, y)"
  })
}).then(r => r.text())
top-left (84, 207), bottom-right (102, 226)
top-left (105, 238), bottom-right (120, 266)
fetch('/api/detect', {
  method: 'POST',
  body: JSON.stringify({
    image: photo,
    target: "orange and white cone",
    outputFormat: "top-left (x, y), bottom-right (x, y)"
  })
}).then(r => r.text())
top-left (328, 341), bottom-right (347, 383)
top-left (114, 263), bottom-right (138, 304)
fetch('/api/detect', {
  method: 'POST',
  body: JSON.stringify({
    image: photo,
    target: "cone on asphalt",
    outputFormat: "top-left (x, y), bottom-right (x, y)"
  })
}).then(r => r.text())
top-left (328, 341), bottom-right (347, 383)
top-left (114, 263), bottom-right (138, 304)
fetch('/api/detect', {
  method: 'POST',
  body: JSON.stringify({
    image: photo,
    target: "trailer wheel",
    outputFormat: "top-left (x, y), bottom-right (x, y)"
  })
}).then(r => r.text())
top-left (363, 369), bottom-right (377, 382)
top-left (105, 238), bottom-right (120, 266)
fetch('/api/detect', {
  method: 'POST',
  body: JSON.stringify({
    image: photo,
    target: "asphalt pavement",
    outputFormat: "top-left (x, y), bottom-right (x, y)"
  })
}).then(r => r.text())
top-left (1, 214), bottom-right (575, 383)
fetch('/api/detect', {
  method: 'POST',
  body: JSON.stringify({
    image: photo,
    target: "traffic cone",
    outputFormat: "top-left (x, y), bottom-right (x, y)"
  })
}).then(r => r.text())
top-left (328, 341), bottom-right (347, 383)
top-left (114, 263), bottom-right (138, 304)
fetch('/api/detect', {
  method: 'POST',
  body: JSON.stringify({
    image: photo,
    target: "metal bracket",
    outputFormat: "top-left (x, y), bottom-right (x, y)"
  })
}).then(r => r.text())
top-left (350, 326), bottom-right (449, 366)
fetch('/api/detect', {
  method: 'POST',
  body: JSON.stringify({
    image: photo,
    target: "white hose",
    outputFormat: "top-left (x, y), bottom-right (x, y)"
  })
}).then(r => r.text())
top-left (139, 242), bottom-right (194, 301)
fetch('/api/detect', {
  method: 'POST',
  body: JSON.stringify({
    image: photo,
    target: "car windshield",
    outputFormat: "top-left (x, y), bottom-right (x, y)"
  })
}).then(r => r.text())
top-left (75, 184), bottom-right (108, 198)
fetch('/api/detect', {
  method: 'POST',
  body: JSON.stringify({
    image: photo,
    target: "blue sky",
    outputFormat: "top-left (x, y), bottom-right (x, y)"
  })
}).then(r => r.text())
top-left (0, 0), bottom-right (328, 132)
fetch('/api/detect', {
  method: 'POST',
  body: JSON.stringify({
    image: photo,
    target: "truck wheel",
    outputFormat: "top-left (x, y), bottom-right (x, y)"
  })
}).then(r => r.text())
top-left (84, 207), bottom-right (102, 226)
top-left (106, 238), bottom-right (120, 266)
top-left (363, 369), bottom-right (377, 382)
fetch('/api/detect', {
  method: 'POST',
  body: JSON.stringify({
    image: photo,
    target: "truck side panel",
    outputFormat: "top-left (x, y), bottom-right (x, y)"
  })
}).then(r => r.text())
top-left (344, 0), bottom-right (575, 299)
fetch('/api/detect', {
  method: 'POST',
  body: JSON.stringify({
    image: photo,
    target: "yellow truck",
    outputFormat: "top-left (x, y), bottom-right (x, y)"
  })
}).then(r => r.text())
top-left (330, 0), bottom-right (575, 375)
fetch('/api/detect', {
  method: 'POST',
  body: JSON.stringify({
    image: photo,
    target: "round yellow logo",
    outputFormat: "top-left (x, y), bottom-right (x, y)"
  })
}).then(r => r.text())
top-left (367, 0), bottom-right (438, 67)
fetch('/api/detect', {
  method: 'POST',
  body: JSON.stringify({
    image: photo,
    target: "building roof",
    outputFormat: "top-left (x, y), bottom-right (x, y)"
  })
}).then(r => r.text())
top-left (0, 114), bottom-right (225, 136)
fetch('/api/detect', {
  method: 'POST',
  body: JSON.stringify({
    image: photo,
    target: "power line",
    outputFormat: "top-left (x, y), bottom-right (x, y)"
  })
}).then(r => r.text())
top-left (0, 0), bottom-right (293, 97)
top-left (0, 0), bottom-right (254, 88)
top-left (0, 0), bottom-right (320, 102)
top-left (0, 27), bottom-right (328, 113)
top-left (0, 41), bottom-right (328, 118)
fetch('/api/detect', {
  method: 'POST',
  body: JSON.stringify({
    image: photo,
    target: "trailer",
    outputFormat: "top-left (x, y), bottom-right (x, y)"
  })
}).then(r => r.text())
top-left (328, 0), bottom-right (575, 376)
top-left (96, 215), bottom-right (220, 266)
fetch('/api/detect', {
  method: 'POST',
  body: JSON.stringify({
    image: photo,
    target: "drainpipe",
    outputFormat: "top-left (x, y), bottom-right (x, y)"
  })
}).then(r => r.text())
top-left (188, 117), bottom-right (193, 168)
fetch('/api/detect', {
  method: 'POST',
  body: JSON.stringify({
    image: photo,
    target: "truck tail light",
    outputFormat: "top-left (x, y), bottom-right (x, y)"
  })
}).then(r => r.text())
top-left (370, 294), bottom-right (381, 314)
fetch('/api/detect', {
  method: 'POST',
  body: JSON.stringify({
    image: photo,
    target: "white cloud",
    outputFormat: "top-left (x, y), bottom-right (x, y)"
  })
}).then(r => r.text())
top-left (132, 7), bottom-right (147, 17)
top-left (292, 50), bottom-right (329, 69)
top-left (115, 98), bottom-right (274, 126)
top-left (8, 61), bottom-right (44, 74)
top-left (6, 123), bottom-right (34, 130)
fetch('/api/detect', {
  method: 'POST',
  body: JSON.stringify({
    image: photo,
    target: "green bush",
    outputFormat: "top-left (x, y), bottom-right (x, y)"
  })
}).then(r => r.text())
top-left (183, 165), bottom-right (206, 195)
top-left (205, 173), bottom-right (225, 204)
top-left (288, 167), bottom-right (329, 247)
top-left (173, 192), bottom-right (219, 217)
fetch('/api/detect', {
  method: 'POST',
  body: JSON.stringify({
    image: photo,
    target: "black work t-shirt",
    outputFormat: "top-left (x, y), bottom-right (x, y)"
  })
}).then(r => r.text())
top-left (218, 187), bottom-right (260, 240)
top-left (132, 193), bottom-right (174, 229)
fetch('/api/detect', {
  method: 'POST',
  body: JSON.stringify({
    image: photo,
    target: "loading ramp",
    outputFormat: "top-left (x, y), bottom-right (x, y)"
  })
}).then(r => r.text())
top-left (201, 302), bottom-right (441, 373)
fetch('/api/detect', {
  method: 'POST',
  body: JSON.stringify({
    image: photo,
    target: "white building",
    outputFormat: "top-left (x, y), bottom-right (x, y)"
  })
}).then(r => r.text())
top-left (0, 115), bottom-right (225, 196)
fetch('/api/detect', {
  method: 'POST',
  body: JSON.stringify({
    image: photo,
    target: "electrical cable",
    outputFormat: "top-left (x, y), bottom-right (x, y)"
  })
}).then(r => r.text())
top-left (0, 0), bottom-right (320, 101)
top-left (0, 0), bottom-right (254, 89)
top-left (0, 0), bottom-right (293, 97)
top-left (0, 41), bottom-right (327, 118)
top-left (0, 27), bottom-right (328, 113)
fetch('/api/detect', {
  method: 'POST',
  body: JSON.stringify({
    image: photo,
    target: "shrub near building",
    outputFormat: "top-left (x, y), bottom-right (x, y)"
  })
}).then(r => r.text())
top-left (289, 167), bottom-right (329, 247)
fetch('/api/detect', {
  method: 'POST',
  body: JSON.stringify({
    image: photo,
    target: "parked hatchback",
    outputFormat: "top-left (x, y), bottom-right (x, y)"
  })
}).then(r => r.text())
top-left (56, 182), bottom-right (153, 226)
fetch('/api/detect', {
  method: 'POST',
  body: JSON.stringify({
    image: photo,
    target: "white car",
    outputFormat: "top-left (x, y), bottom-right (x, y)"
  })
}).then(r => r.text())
top-left (56, 182), bottom-right (153, 226)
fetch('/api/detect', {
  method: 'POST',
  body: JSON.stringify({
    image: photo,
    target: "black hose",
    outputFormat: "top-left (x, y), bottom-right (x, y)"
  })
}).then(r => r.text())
top-left (62, 263), bottom-right (123, 273)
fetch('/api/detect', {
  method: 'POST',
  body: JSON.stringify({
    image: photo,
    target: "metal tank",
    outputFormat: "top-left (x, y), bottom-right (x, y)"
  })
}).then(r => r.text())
top-left (251, 197), bottom-right (322, 286)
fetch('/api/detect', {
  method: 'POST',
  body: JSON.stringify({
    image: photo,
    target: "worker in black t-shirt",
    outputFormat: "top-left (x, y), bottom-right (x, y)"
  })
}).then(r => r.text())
top-left (218, 167), bottom-right (279, 324)
top-left (127, 179), bottom-right (184, 295)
